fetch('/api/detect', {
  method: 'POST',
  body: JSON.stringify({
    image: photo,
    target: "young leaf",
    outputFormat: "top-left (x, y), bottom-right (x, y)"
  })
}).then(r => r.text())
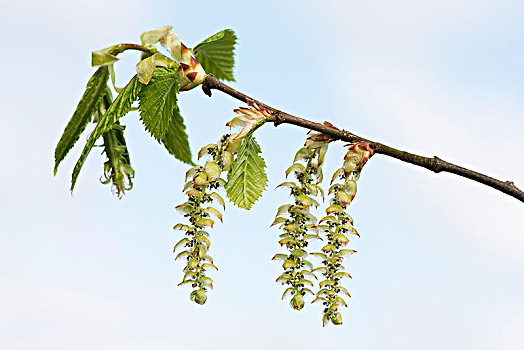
top-left (193, 29), bottom-right (237, 81)
top-left (138, 67), bottom-right (179, 140)
top-left (70, 75), bottom-right (142, 192)
top-left (161, 104), bottom-right (193, 165)
top-left (140, 26), bottom-right (172, 45)
top-left (54, 66), bottom-right (109, 174)
top-left (225, 136), bottom-right (267, 210)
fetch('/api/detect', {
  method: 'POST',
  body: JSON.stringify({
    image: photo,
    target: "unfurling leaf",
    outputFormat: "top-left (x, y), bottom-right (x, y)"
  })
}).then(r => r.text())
top-left (91, 45), bottom-right (124, 67)
top-left (140, 26), bottom-right (172, 45)
top-left (225, 136), bottom-right (267, 209)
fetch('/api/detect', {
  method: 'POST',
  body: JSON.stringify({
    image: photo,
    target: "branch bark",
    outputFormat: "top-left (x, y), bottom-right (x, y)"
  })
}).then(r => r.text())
top-left (203, 74), bottom-right (524, 203)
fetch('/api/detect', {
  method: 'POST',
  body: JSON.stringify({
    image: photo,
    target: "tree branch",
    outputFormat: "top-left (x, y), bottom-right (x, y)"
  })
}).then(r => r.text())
top-left (203, 74), bottom-right (524, 203)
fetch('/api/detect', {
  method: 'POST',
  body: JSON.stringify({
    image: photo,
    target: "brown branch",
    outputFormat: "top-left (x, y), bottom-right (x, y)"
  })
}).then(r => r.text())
top-left (202, 74), bottom-right (524, 203)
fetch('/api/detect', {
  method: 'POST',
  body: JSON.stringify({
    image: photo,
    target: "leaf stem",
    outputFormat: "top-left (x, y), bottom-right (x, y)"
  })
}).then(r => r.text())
top-left (202, 74), bottom-right (524, 203)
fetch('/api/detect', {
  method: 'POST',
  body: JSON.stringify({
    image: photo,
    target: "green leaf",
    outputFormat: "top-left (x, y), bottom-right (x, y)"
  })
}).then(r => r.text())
top-left (70, 75), bottom-right (142, 192)
top-left (138, 67), bottom-right (179, 140)
top-left (225, 136), bottom-right (267, 210)
top-left (161, 104), bottom-right (193, 164)
top-left (54, 67), bottom-right (109, 175)
top-left (193, 29), bottom-right (236, 81)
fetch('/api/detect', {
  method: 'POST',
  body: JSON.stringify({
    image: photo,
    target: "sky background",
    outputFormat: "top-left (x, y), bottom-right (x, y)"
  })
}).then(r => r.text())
top-left (1, 0), bottom-right (524, 349)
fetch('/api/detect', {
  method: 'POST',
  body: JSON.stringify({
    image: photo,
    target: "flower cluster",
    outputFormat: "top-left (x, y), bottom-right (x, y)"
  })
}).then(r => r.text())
top-left (312, 140), bottom-right (374, 326)
top-left (271, 132), bottom-right (331, 310)
top-left (173, 134), bottom-right (240, 304)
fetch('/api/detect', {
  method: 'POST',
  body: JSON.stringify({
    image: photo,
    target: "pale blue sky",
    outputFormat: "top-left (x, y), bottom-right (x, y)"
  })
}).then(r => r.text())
top-left (1, 1), bottom-right (524, 349)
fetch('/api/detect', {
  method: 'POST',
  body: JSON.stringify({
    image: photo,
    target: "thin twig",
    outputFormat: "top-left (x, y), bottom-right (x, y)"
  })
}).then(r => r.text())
top-left (203, 74), bottom-right (524, 203)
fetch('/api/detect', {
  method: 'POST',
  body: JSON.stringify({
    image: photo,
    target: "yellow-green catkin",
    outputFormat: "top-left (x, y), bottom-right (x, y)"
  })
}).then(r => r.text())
top-left (313, 141), bottom-right (374, 326)
top-left (272, 133), bottom-right (330, 310)
top-left (173, 135), bottom-right (239, 304)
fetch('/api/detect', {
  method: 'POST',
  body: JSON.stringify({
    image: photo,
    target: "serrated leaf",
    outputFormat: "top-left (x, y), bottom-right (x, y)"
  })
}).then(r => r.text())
top-left (138, 67), bottom-right (179, 140)
top-left (70, 75), bottom-right (142, 192)
top-left (193, 29), bottom-right (236, 81)
top-left (54, 67), bottom-right (109, 175)
top-left (225, 135), bottom-right (267, 210)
